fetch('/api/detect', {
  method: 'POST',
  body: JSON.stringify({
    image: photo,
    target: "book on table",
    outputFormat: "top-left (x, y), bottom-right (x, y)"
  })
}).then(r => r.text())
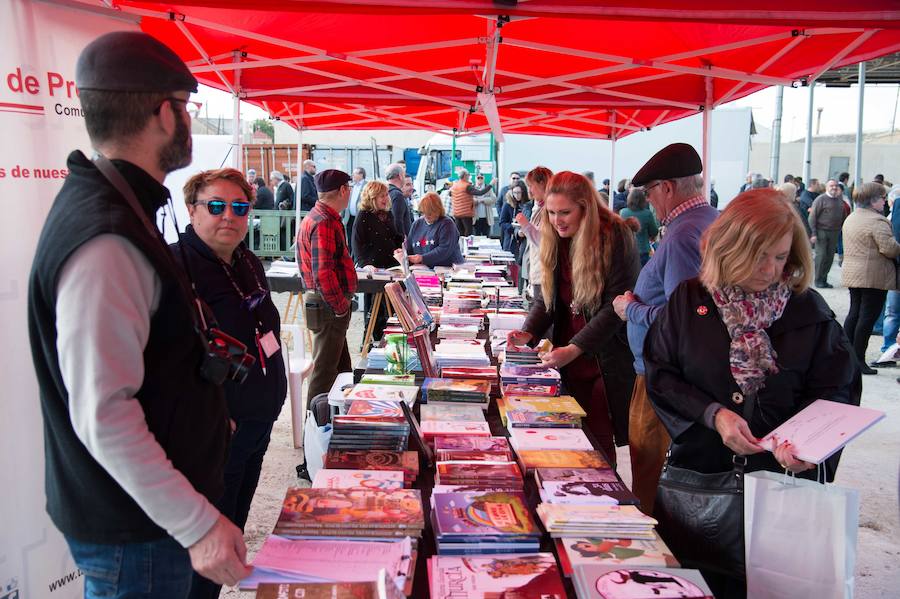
top-left (428, 553), bottom-right (566, 599)
top-left (255, 574), bottom-right (406, 599)
top-left (311, 469), bottom-right (406, 491)
top-left (433, 435), bottom-right (510, 452)
top-left (343, 383), bottom-right (419, 407)
top-left (509, 427), bottom-right (594, 451)
top-left (572, 565), bottom-right (712, 599)
top-left (558, 532), bottom-right (679, 572)
top-left (539, 480), bottom-right (639, 506)
top-left (323, 450), bottom-right (419, 484)
top-left (274, 488), bottom-right (424, 539)
top-left (516, 449), bottom-right (611, 473)
top-left (241, 535), bottom-right (411, 591)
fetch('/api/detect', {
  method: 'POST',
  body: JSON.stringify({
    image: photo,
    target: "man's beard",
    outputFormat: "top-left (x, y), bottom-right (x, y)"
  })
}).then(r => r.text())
top-left (158, 114), bottom-right (192, 173)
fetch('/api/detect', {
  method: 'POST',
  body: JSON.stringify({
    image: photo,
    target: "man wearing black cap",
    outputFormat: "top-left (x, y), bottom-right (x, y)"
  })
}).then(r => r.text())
top-left (27, 32), bottom-right (250, 596)
top-left (298, 169), bottom-right (358, 399)
top-left (611, 142), bottom-right (719, 514)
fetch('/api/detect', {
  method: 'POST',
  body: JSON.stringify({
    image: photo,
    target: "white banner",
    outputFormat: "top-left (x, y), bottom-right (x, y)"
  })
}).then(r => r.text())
top-left (0, 2), bottom-right (138, 597)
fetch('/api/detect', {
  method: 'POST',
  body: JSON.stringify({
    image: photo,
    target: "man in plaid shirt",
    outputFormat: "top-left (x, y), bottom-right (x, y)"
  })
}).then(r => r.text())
top-left (298, 169), bottom-right (358, 398)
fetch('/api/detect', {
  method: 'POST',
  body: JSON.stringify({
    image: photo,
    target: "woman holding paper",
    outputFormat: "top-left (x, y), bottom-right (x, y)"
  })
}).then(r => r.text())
top-left (507, 171), bottom-right (640, 466)
top-left (643, 189), bottom-right (859, 597)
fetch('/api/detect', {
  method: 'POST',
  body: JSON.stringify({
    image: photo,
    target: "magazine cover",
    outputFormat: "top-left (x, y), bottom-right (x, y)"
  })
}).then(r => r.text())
top-left (346, 400), bottom-right (405, 419)
top-left (573, 566), bottom-right (712, 599)
top-left (421, 421), bottom-right (492, 438)
top-left (560, 535), bottom-right (679, 569)
top-left (506, 410), bottom-right (582, 428)
top-left (509, 428), bottom-right (593, 451)
top-left (500, 394), bottom-right (586, 416)
top-left (436, 462), bottom-right (523, 481)
top-left (275, 488), bottom-right (424, 532)
top-left (344, 384), bottom-right (419, 406)
top-left (433, 436), bottom-right (511, 452)
top-left (535, 467), bottom-right (619, 484)
top-left (540, 481), bottom-right (639, 506)
top-left (502, 383), bottom-right (560, 397)
top-left (421, 404), bottom-right (486, 422)
top-left (312, 469), bottom-right (406, 491)
top-left (517, 450), bottom-right (611, 471)
top-left (404, 273), bottom-right (434, 330)
top-left (432, 491), bottom-right (539, 536)
top-left (423, 378), bottom-right (492, 395)
top-left (429, 554), bottom-right (566, 599)
top-left (323, 450), bottom-right (419, 477)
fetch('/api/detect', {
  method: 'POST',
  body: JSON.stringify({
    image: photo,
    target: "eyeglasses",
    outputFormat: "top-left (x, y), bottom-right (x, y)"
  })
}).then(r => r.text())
top-left (153, 96), bottom-right (190, 115)
top-left (511, 176), bottom-right (520, 181)
top-left (642, 181), bottom-right (663, 194)
top-left (194, 199), bottom-right (251, 217)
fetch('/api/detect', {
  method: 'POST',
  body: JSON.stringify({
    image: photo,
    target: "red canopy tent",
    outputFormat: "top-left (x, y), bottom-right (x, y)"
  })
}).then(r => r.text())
top-left (97, 1), bottom-right (900, 142)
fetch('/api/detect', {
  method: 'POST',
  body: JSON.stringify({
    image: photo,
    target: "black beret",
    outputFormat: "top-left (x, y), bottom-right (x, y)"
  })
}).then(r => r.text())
top-left (315, 169), bottom-right (352, 193)
top-left (632, 143), bottom-right (703, 187)
top-left (76, 31), bottom-right (198, 93)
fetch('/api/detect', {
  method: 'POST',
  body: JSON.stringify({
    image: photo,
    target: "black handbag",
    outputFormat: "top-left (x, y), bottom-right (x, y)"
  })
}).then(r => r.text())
top-left (654, 453), bottom-right (746, 578)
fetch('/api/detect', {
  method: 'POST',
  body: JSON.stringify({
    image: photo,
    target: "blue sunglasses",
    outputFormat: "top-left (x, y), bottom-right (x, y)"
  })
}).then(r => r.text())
top-left (195, 199), bottom-right (251, 217)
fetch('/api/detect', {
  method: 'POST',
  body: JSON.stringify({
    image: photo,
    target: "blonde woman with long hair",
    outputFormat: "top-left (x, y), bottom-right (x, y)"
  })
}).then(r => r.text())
top-left (507, 172), bottom-right (640, 465)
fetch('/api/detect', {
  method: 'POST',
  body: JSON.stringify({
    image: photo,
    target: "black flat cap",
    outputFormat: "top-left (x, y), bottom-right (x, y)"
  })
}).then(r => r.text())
top-left (76, 31), bottom-right (197, 93)
top-left (632, 143), bottom-right (703, 187)
top-left (315, 169), bottom-right (352, 193)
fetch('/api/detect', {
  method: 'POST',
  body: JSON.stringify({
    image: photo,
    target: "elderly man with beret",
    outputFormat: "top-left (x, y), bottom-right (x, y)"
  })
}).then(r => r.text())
top-left (28, 32), bottom-right (251, 596)
top-left (298, 169), bottom-right (358, 399)
top-left (612, 143), bottom-right (719, 514)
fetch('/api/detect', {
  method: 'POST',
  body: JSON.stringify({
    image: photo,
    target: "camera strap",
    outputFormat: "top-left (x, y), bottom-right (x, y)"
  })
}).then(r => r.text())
top-left (91, 151), bottom-right (210, 337)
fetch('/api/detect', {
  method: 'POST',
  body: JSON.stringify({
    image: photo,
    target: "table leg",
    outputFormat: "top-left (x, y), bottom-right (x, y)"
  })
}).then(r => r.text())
top-left (284, 292), bottom-right (294, 323)
top-left (361, 292), bottom-right (382, 359)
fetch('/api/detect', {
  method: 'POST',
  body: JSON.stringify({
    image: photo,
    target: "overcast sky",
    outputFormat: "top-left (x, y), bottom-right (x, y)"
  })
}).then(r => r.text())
top-left (193, 83), bottom-right (900, 142)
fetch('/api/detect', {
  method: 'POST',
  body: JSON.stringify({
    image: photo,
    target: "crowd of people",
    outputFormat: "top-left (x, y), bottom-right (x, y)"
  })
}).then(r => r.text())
top-left (26, 31), bottom-right (897, 599)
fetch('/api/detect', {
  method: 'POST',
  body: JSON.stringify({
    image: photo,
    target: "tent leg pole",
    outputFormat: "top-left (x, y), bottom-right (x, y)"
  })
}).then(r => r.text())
top-left (232, 51), bottom-right (242, 170)
top-left (702, 76), bottom-right (713, 202)
top-left (854, 62), bottom-right (866, 191)
top-left (770, 85), bottom-right (784, 184)
top-left (803, 81), bottom-right (816, 185)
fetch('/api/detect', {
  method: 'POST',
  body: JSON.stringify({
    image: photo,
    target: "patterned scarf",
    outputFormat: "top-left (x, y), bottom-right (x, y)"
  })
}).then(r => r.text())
top-left (710, 279), bottom-right (792, 395)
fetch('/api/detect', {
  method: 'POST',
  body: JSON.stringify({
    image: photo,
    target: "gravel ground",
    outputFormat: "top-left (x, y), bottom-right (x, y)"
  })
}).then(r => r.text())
top-left (222, 262), bottom-right (900, 598)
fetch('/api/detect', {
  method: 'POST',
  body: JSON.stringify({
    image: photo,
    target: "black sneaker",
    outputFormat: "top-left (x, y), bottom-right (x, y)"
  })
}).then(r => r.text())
top-left (860, 364), bottom-right (878, 375)
top-left (870, 360), bottom-right (897, 368)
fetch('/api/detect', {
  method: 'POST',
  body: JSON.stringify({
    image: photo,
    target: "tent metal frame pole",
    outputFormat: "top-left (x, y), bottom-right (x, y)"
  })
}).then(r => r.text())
top-left (295, 102), bottom-right (305, 228)
top-left (609, 112), bottom-right (617, 200)
top-left (854, 62), bottom-right (866, 189)
top-left (770, 85), bottom-right (784, 182)
top-left (702, 77), bottom-right (713, 202)
top-left (232, 51), bottom-right (242, 170)
top-left (803, 81), bottom-right (816, 184)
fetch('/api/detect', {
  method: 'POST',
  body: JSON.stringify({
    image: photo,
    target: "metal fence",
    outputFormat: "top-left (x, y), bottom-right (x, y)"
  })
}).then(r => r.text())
top-left (247, 209), bottom-right (308, 258)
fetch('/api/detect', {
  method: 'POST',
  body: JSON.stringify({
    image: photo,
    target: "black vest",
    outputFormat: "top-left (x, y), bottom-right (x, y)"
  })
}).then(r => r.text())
top-left (28, 151), bottom-right (229, 543)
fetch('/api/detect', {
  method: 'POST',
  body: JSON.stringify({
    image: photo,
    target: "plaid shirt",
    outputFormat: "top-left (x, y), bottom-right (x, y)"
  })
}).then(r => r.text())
top-left (660, 195), bottom-right (708, 227)
top-left (298, 201), bottom-right (358, 314)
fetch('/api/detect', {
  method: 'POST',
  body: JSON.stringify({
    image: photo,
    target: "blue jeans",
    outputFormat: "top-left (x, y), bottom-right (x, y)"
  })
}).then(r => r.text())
top-left (66, 536), bottom-right (192, 599)
top-left (883, 290), bottom-right (900, 353)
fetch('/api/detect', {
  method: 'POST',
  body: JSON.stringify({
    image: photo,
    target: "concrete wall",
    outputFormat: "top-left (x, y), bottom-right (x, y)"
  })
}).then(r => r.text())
top-left (750, 139), bottom-right (900, 185)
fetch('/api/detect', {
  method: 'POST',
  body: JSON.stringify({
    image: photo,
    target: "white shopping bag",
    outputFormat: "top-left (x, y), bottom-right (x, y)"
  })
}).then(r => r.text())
top-left (744, 470), bottom-right (859, 599)
top-left (302, 413), bottom-right (331, 481)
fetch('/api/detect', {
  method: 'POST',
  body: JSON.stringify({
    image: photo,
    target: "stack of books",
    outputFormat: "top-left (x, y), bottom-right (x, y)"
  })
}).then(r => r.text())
top-left (499, 363), bottom-right (561, 387)
top-left (572, 565), bottom-right (713, 598)
top-left (359, 373), bottom-right (416, 386)
top-left (436, 323), bottom-right (480, 339)
top-left (434, 461), bottom-right (524, 488)
top-left (498, 394), bottom-right (586, 428)
top-left (323, 449), bottom-right (420, 486)
top-left (273, 487), bottom-right (425, 540)
top-left (535, 467), bottom-right (639, 506)
top-left (433, 440), bottom-right (514, 470)
top-left (435, 312), bottom-right (483, 329)
top-left (428, 553), bottom-right (566, 598)
top-left (502, 382), bottom-right (560, 397)
top-left (431, 490), bottom-right (541, 555)
top-left (421, 378), bottom-right (491, 409)
top-left (329, 400), bottom-right (410, 452)
top-left (501, 344), bottom-right (543, 365)
top-left (434, 339), bottom-right (491, 369)
top-left (421, 413), bottom-right (491, 441)
top-left (536, 504), bottom-right (658, 540)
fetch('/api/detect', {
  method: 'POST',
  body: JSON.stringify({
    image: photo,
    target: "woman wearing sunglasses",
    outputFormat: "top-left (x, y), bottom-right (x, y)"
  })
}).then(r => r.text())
top-left (171, 168), bottom-right (287, 599)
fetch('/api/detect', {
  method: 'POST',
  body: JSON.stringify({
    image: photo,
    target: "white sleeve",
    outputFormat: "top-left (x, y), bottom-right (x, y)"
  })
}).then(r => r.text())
top-left (56, 234), bottom-right (219, 548)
